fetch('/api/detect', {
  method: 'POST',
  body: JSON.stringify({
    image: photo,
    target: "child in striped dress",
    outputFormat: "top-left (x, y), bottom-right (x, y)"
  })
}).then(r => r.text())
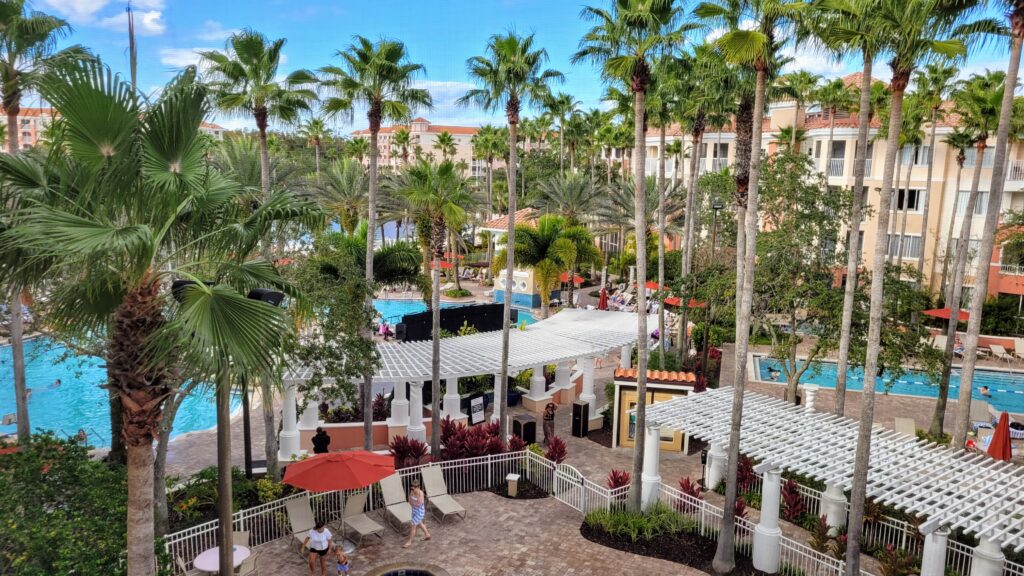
top-left (403, 478), bottom-right (431, 548)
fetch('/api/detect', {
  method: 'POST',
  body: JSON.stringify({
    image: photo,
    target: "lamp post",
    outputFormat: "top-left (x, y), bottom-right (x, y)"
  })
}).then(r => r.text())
top-left (244, 289), bottom-right (285, 479)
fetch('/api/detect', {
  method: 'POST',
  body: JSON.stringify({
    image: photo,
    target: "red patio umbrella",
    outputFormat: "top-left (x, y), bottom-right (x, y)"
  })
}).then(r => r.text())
top-left (923, 308), bottom-right (969, 322)
top-left (988, 412), bottom-right (1013, 461)
top-left (636, 280), bottom-right (666, 290)
top-left (430, 260), bottom-right (454, 270)
top-left (559, 272), bottom-right (585, 285)
top-left (664, 297), bottom-right (707, 308)
top-left (283, 450), bottom-right (395, 492)
top-left (598, 287), bottom-right (609, 310)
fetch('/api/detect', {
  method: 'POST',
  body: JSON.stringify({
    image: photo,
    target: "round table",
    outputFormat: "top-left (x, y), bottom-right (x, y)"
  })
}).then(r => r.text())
top-left (192, 545), bottom-right (251, 574)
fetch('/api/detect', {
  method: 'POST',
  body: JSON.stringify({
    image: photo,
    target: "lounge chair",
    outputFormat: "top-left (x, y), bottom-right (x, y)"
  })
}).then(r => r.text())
top-left (990, 344), bottom-right (1015, 364)
top-left (339, 490), bottom-right (385, 545)
top-left (379, 473), bottom-right (412, 531)
top-left (1013, 338), bottom-right (1024, 361)
top-left (236, 551), bottom-right (258, 576)
top-left (439, 282), bottom-right (455, 292)
top-left (970, 400), bottom-right (994, 431)
top-left (174, 556), bottom-right (204, 576)
top-left (421, 465), bottom-right (467, 524)
top-left (932, 334), bottom-right (948, 353)
top-left (232, 530), bottom-right (250, 547)
top-left (894, 417), bottom-right (917, 438)
top-left (285, 495), bottom-right (315, 556)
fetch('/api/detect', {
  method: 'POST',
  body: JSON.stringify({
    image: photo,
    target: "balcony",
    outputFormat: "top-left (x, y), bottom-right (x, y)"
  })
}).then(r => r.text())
top-left (1009, 160), bottom-right (1024, 182)
top-left (710, 158), bottom-right (728, 171)
top-left (827, 158), bottom-right (845, 178)
top-left (1000, 263), bottom-right (1024, 276)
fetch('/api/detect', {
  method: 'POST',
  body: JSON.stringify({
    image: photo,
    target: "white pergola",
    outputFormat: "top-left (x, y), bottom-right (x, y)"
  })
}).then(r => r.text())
top-left (639, 387), bottom-right (1023, 576)
top-left (279, 309), bottom-right (654, 455)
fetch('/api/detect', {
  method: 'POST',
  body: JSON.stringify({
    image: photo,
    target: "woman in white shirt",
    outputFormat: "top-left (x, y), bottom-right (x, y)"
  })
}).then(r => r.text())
top-left (301, 520), bottom-right (333, 576)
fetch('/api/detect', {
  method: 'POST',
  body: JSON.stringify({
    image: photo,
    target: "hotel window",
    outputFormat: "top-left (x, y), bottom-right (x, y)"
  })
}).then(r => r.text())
top-left (891, 188), bottom-right (923, 212)
top-left (955, 190), bottom-right (990, 216)
top-left (964, 147), bottom-right (995, 167)
top-left (951, 238), bottom-right (982, 264)
top-left (886, 234), bottom-right (922, 259)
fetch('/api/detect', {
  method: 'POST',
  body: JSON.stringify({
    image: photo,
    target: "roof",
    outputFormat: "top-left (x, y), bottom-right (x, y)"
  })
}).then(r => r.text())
top-left (352, 118), bottom-right (479, 137)
top-left (0, 107), bottom-right (54, 118)
top-left (614, 367), bottom-right (697, 384)
top-left (646, 387), bottom-right (1024, 551)
top-left (481, 208), bottom-right (538, 232)
top-left (286, 309), bottom-right (656, 384)
top-left (200, 121), bottom-right (224, 130)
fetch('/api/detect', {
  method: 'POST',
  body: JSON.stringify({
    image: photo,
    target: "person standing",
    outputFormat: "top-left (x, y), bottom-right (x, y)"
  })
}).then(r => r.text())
top-left (311, 427), bottom-right (331, 454)
top-left (542, 403), bottom-right (556, 445)
top-left (403, 478), bottom-right (431, 548)
top-left (301, 520), bottom-right (333, 576)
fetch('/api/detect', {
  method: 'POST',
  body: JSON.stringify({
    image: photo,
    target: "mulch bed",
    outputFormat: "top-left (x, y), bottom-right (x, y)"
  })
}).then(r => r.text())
top-left (585, 426), bottom-right (614, 448)
top-left (486, 478), bottom-right (549, 500)
top-left (580, 524), bottom-right (768, 576)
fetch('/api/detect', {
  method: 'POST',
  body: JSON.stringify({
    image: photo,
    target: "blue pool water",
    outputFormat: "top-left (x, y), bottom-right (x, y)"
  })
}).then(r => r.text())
top-left (373, 299), bottom-right (537, 326)
top-left (1, 338), bottom-right (235, 447)
top-left (754, 355), bottom-right (1024, 414)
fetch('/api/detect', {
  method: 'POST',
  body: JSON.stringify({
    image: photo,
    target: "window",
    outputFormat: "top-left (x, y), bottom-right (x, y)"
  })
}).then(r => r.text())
top-left (712, 143), bottom-right (727, 158)
top-left (820, 238), bottom-right (837, 260)
top-left (899, 145), bottom-right (930, 165)
top-left (814, 141), bottom-right (822, 158)
top-left (955, 191), bottom-right (990, 216)
top-left (964, 147), bottom-right (995, 167)
top-left (951, 238), bottom-right (982, 263)
top-left (886, 234), bottom-right (922, 259)
top-left (891, 189), bottom-right (923, 212)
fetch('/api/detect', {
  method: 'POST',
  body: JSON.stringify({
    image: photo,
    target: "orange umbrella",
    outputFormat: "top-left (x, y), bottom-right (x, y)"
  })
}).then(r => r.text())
top-left (559, 272), bottom-right (585, 285)
top-left (283, 451), bottom-right (395, 492)
top-left (923, 308), bottom-right (969, 322)
top-left (664, 297), bottom-right (707, 308)
top-left (988, 412), bottom-right (1013, 461)
top-left (430, 260), bottom-right (454, 270)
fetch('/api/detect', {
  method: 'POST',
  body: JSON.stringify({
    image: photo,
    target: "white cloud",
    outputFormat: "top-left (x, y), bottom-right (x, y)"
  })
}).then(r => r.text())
top-left (781, 44), bottom-right (847, 76)
top-left (98, 10), bottom-right (165, 36)
top-left (196, 20), bottom-right (237, 43)
top-left (39, 0), bottom-right (164, 35)
top-left (159, 47), bottom-right (212, 68)
top-left (38, 0), bottom-right (111, 22)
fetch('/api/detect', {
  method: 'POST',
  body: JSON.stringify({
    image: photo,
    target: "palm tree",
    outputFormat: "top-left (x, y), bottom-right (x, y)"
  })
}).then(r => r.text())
top-left (0, 0), bottom-right (78, 449)
top-left (0, 62), bottom-right (319, 576)
top-left (814, 77), bottom-right (858, 179)
top-left (839, 2), bottom-right (989, 573)
top-left (574, 0), bottom-right (680, 513)
top-left (396, 160), bottom-right (469, 456)
top-left (894, 95), bottom-right (926, 270)
top-left (776, 126), bottom-right (807, 150)
top-left (936, 127), bottom-right (976, 298)
top-left (433, 130), bottom-right (457, 161)
top-left (393, 127), bottom-right (412, 166)
top-left (776, 70), bottom-right (821, 148)
top-left (459, 31), bottom-right (563, 446)
top-left (545, 91), bottom-right (581, 174)
top-left (317, 158), bottom-right (369, 234)
top-left (665, 139), bottom-right (684, 188)
top-left (346, 136), bottom-right (371, 162)
top-left (472, 125), bottom-right (506, 278)
top-left (536, 173), bottom-right (605, 307)
top-left (299, 116), bottom-right (332, 181)
top-left (319, 36), bottom-right (431, 450)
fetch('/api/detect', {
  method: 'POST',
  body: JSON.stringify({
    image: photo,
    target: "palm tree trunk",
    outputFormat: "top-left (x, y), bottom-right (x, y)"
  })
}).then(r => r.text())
top-left (216, 366), bottom-right (235, 576)
top-left (835, 58), bottom-right (874, 417)
top-left (485, 159), bottom-right (494, 281)
top-left (559, 122), bottom-right (565, 175)
top-left (679, 128), bottom-right (705, 361)
top-left (154, 386), bottom-right (189, 538)
top-left (657, 124), bottom-right (667, 354)
top-left (363, 124), bottom-right (381, 451)
top-left (497, 112), bottom-right (519, 449)
top-left (9, 291), bottom-right (28, 444)
top-left (628, 86), bottom-right (649, 513)
top-left (843, 77), bottom-right (908, 576)
top-left (260, 378), bottom-right (279, 479)
top-left (938, 164), bottom-right (965, 300)
top-left (889, 154), bottom-right (903, 264)
top-left (126, 440), bottom-right (155, 576)
top-left (430, 255), bottom-right (442, 456)
top-left (791, 98), bottom-right (800, 149)
top-left (713, 66), bottom-right (766, 575)
top-left (823, 110), bottom-right (835, 177)
top-left (315, 141), bottom-right (321, 182)
top-left (915, 108), bottom-right (940, 289)
top-left (895, 156), bottom-right (914, 270)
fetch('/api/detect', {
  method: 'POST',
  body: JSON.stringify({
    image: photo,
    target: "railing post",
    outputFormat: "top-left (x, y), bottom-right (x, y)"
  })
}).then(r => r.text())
top-left (641, 425), bottom-right (662, 510)
top-left (921, 527), bottom-right (950, 576)
top-left (969, 537), bottom-right (1005, 576)
top-left (821, 482), bottom-right (848, 536)
top-left (752, 467), bottom-right (783, 574)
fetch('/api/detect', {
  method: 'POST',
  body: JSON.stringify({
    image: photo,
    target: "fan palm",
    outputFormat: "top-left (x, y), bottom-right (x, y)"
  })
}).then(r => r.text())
top-left (0, 61), bottom-right (321, 576)
top-left (347, 136), bottom-right (371, 161)
top-left (813, 77), bottom-right (858, 179)
top-left (545, 91), bottom-right (581, 174)
top-left (394, 160), bottom-right (469, 456)
top-left (393, 127), bottom-right (412, 165)
top-left (776, 70), bottom-right (821, 148)
top-left (493, 215), bottom-right (586, 318)
top-left (459, 31), bottom-right (563, 447)
top-left (317, 158), bottom-right (368, 234)
top-left (777, 126), bottom-right (807, 150)
top-left (472, 125), bottom-right (507, 276)
top-left (298, 116), bottom-right (332, 180)
top-left (433, 130), bottom-right (456, 160)
top-left (535, 173), bottom-right (604, 308)
top-left (319, 36), bottom-right (431, 449)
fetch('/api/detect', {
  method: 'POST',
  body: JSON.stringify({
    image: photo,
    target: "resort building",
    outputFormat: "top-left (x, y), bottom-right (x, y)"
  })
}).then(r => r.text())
top-left (641, 72), bottom-right (1024, 304)
top-left (351, 117), bottom-right (489, 177)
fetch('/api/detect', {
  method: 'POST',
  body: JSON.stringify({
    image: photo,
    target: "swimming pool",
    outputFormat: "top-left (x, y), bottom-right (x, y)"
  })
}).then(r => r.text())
top-left (754, 355), bottom-right (1024, 414)
top-left (0, 338), bottom-right (234, 447)
top-left (373, 299), bottom-right (537, 326)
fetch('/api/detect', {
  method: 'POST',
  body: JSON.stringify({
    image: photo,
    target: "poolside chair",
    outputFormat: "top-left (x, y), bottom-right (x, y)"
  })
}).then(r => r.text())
top-left (1012, 338), bottom-right (1024, 361)
top-left (894, 417), bottom-right (917, 438)
top-left (284, 495), bottom-right (315, 556)
top-left (970, 400), bottom-right (994, 431)
top-left (174, 556), bottom-right (204, 576)
top-left (421, 465), bottom-right (467, 524)
top-left (932, 334), bottom-right (948, 353)
top-left (235, 551), bottom-right (258, 576)
top-left (232, 530), bottom-right (250, 547)
top-left (990, 344), bottom-right (1015, 364)
top-left (379, 473), bottom-right (412, 531)
top-left (339, 490), bottom-right (385, 545)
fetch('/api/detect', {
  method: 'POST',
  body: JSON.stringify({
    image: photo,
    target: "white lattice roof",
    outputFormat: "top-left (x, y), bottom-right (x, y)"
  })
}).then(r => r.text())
top-left (286, 309), bottom-right (654, 384)
top-left (646, 388), bottom-right (1024, 551)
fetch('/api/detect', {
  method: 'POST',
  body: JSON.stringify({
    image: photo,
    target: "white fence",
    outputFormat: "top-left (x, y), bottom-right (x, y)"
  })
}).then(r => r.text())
top-left (1009, 160), bottom-right (1024, 182)
top-left (828, 158), bottom-right (845, 177)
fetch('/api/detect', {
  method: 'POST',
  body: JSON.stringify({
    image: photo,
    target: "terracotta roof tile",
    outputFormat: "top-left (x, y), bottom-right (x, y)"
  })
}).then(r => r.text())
top-left (481, 208), bottom-right (537, 231)
top-left (614, 367), bottom-right (697, 384)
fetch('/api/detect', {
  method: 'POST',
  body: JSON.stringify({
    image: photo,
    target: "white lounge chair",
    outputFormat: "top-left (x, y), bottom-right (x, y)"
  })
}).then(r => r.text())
top-left (421, 465), bottom-right (467, 524)
top-left (379, 473), bottom-right (412, 531)
top-left (1012, 338), bottom-right (1024, 361)
top-left (236, 551), bottom-right (258, 576)
top-left (894, 417), bottom-right (917, 438)
top-left (339, 490), bottom-right (385, 545)
top-left (174, 556), bottom-right (204, 576)
top-left (285, 495), bottom-right (315, 556)
top-left (932, 334), bottom-right (948, 353)
top-left (970, 400), bottom-right (994, 431)
top-left (990, 344), bottom-right (1015, 364)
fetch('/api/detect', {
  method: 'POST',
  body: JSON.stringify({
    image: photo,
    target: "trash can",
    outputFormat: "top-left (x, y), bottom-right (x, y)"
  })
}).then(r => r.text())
top-left (512, 413), bottom-right (536, 444)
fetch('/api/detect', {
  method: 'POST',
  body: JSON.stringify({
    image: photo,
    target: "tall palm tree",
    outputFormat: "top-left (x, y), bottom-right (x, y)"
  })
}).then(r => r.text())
top-left (697, 0), bottom-right (802, 568)
top-left (536, 173), bottom-right (605, 307)
top-left (317, 158), bottom-right (369, 234)
top-left (936, 127), bottom-right (976, 298)
top-left (776, 70), bottom-right (822, 148)
top-left (472, 125), bottom-right (506, 278)
top-left (393, 127), bottom-right (412, 166)
top-left (433, 130), bottom-right (456, 160)
top-left (546, 91), bottom-right (581, 174)
top-left (0, 0), bottom-right (79, 449)
top-left (665, 138), bottom-right (684, 188)
top-left (839, 2), bottom-right (989, 573)
top-left (396, 160), bottom-right (469, 456)
top-left (0, 62), bottom-right (319, 576)
top-left (894, 95), bottom-right (926, 270)
top-left (319, 36), bottom-right (431, 450)
top-left (299, 116), bottom-right (332, 181)
top-left (574, 0), bottom-right (680, 513)
top-left (813, 77), bottom-right (858, 179)
top-left (459, 32), bottom-right (563, 445)
top-left (346, 136), bottom-right (371, 162)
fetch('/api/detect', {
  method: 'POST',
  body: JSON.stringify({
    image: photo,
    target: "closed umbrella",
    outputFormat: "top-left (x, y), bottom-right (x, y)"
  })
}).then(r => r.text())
top-left (598, 288), bottom-right (608, 310)
top-left (988, 412), bottom-right (1013, 461)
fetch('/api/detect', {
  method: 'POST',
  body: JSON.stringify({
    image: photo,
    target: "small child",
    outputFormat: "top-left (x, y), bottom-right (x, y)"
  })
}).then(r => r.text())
top-left (334, 547), bottom-right (350, 575)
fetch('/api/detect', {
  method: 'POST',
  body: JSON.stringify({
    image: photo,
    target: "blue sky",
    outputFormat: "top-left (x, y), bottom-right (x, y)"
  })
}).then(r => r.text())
top-left (41, 0), bottom-right (1012, 133)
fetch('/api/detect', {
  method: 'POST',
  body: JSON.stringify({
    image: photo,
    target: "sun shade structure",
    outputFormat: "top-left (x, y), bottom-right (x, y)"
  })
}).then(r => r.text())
top-left (645, 387), bottom-right (1024, 551)
top-left (286, 309), bottom-right (654, 384)
top-left (923, 308), bottom-right (969, 322)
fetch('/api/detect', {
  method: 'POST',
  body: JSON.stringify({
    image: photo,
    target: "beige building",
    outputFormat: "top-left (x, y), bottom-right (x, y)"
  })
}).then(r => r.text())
top-left (352, 117), bottom-right (488, 178)
top-left (643, 72), bottom-right (1024, 302)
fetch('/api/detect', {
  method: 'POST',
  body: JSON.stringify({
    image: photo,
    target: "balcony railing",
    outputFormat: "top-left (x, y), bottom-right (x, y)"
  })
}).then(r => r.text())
top-left (1000, 263), bottom-right (1024, 276)
top-left (710, 158), bottom-right (728, 171)
top-left (827, 158), bottom-right (845, 177)
top-left (1009, 160), bottom-right (1024, 182)
top-left (864, 158), bottom-right (873, 177)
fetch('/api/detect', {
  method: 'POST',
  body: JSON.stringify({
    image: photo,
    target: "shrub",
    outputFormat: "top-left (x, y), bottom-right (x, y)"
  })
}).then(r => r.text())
top-left (781, 478), bottom-right (806, 523)
top-left (830, 527), bottom-right (848, 561)
top-left (389, 435), bottom-right (428, 469)
top-left (807, 515), bottom-right (832, 554)
top-left (444, 288), bottom-right (473, 298)
top-left (527, 443), bottom-right (545, 457)
top-left (583, 502), bottom-right (696, 543)
top-left (255, 477), bottom-right (284, 504)
top-left (877, 544), bottom-right (919, 576)
top-left (676, 477), bottom-right (704, 514)
top-left (508, 435), bottom-right (527, 452)
top-left (545, 436), bottom-right (568, 463)
top-left (736, 455), bottom-right (756, 492)
top-left (734, 496), bottom-right (749, 519)
top-left (606, 469), bottom-right (631, 490)
top-left (440, 415), bottom-right (460, 447)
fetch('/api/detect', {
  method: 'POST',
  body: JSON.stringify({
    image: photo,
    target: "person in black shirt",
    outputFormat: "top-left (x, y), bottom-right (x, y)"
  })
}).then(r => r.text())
top-left (542, 403), bottom-right (556, 445)
top-left (312, 427), bottom-right (331, 454)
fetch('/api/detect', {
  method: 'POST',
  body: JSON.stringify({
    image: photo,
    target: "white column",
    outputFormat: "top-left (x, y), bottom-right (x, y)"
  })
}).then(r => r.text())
top-left (491, 372), bottom-right (503, 423)
top-left (388, 382), bottom-right (409, 427)
top-left (620, 344), bottom-right (633, 369)
top-left (407, 382), bottom-right (426, 442)
top-left (527, 365), bottom-right (548, 400)
top-left (921, 527), bottom-right (950, 576)
top-left (299, 393), bottom-right (319, 429)
top-left (442, 379), bottom-right (465, 419)
top-left (629, 265), bottom-right (636, 287)
top-left (641, 425), bottom-right (662, 509)
top-left (277, 380), bottom-right (300, 461)
top-left (753, 467), bottom-right (783, 574)
top-left (821, 483), bottom-right (848, 534)
top-left (970, 537), bottom-right (1005, 576)
top-left (803, 384), bottom-right (818, 413)
top-left (579, 357), bottom-right (597, 413)
top-left (555, 361), bottom-right (572, 389)
top-left (706, 442), bottom-right (726, 489)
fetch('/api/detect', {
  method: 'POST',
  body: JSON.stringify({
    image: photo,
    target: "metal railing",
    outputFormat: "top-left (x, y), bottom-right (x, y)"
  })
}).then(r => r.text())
top-left (1009, 160), bottom-right (1024, 182)
top-left (864, 159), bottom-right (873, 177)
top-left (711, 158), bottom-right (729, 171)
top-left (1000, 263), bottom-right (1024, 276)
top-left (828, 158), bottom-right (845, 177)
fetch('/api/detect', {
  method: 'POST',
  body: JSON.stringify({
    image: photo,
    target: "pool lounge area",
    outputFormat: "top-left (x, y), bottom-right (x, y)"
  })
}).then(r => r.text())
top-left (753, 354), bottom-right (1024, 415)
top-left (372, 298), bottom-right (537, 326)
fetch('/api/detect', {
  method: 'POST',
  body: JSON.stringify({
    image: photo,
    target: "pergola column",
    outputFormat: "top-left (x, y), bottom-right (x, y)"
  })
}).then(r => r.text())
top-left (407, 382), bottom-right (426, 443)
top-left (970, 537), bottom-right (1005, 576)
top-left (641, 425), bottom-right (662, 509)
top-left (579, 357), bottom-right (597, 414)
top-left (491, 372), bottom-right (503, 423)
top-left (920, 527), bottom-right (950, 576)
top-left (620, 344), bottom-right (633, 369)
top-left (705, 442), bottom-right (726, 489)
top-left (277, 380), bottom-right (300, 461)
top-left (803, 384), bottom-right (819, 413)
top-left (555, 361), bottom-right (572, 389)
top-left (442, 378), bottom-right (465, 419)
top-left (526, 365), bottom-right (548, 400)
top-left (752, 467), bottom-right (783, 574)
top-left (298, 393), bottom-right (319, 429)
top-left (821, 482), bottom-right (848, 534)
top-left (388, 382), bottom-right (409, 427)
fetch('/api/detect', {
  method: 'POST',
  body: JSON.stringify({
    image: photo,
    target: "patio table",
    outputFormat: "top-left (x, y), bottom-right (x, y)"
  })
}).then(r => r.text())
top-left (192, 545), bottom-right (250, 574)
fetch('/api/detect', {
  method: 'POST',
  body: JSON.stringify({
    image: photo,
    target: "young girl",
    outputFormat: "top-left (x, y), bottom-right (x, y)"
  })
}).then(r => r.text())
top-left (333, 547), bottom-right (350, 574)
top-left (403, 478), bottom-right (431, 548)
